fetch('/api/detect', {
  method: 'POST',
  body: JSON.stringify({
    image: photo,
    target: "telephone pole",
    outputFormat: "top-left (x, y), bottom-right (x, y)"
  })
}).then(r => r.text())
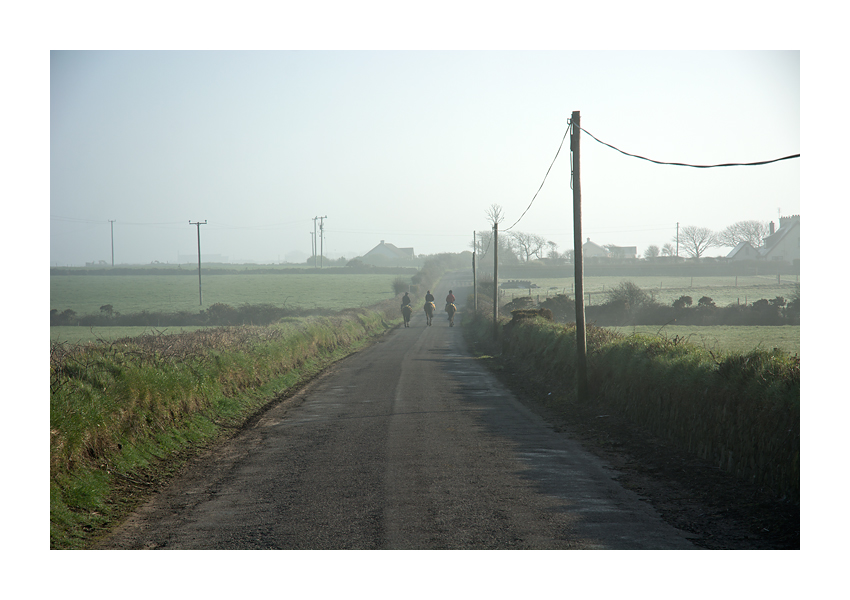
top-left (317, 215), bottom-right (327, 268)
top-left (493, 221), bottom-right (499, 340)
top-left (571, 111), bottom-right (588, 402)
top-left (189, 220), bottom-right (207, 305)
top-left (472, 231), bottom-right (477, 313)
top-left (109, 219), bottom-right (116, 266)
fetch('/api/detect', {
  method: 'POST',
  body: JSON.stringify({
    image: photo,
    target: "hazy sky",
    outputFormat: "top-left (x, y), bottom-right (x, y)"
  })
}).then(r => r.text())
top-left (50, 50), bottom-right (799, 265)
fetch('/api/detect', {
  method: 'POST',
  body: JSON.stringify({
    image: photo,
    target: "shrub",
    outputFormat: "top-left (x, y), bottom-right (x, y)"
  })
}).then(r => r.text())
top-left (672, 295), bottom-right (693, 309)
top-left (392, 276), bottom-right (409, 296)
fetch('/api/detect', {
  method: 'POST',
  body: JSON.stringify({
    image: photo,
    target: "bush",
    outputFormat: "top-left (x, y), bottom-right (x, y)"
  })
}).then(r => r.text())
top-left (392, 276), bottom-right (410, 296)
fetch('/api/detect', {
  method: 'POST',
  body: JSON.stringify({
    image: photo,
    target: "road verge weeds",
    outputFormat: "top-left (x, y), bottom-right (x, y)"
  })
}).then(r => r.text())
top-left (50, 302), bottom-right (400, 549)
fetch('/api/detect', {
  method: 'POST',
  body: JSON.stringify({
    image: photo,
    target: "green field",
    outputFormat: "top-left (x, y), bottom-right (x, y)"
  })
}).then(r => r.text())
top-left (604, 325), bottom-right (800, 355)
top-left (50, 273), bottom-right (403, 316)
top-left (503, 274), bottom-right (800, 308)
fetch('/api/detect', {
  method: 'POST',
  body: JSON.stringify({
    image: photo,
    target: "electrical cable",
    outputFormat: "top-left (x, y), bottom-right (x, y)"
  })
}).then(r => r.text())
top-left (580, 127), bottom-right (800, 168)
top-left (504, 120), bottom-right (571, 232)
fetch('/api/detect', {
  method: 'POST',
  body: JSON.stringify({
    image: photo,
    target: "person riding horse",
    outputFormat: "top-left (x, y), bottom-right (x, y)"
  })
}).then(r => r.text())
top-left (401, 292), bottom-right (413, 327)
top-left (424, 290), bottom-right (436, 325)
top-left (445, 290), bottom-right (456, 325)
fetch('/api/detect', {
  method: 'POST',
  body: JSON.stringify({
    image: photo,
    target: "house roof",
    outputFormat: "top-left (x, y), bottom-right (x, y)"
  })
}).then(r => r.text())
top-left (727, 241), bottom-right (757, 259)
top-left (363, 240), bottom-right (414, 259)
top-left (760, 219), bottom-right (799, 258)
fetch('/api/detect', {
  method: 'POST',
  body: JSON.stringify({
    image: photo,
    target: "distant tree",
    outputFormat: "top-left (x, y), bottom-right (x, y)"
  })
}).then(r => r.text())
top-left (605, 281), bottom-right (655, 311)
top-left (672, 295), bottom-right (693, 309)
top-left (697, 296), bottom-right (716, 308)
top-left (677, 226), bottom-right (718, 259)
top-left (717, 220), bottom-right (770, 248)
top-left (99, 304), bottom-right (114, 317)
top-left (486, 203), bottom-right (505, 226)
top-left (510, 231), bottom-right (548, 262)
top-left (546, 241), bottom-right (560, 261)
top-left (661, 243), bottom-right (676, 257)
top-left (392, 277), bottom-right (409, 295)
top-left (475, 228), bottom-right (518, 265)
top-left (644, 245), bottom-right (660, 259)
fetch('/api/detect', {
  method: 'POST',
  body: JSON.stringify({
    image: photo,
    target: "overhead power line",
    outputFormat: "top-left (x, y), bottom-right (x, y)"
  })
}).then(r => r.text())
top-left (504, 120), bottom-right (571, 232)
top-left (580, 127), bottom-right (800, 168)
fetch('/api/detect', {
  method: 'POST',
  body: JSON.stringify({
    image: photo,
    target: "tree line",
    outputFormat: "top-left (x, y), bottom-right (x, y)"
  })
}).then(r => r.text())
top-left (472, 218), bottom-right (778, 264)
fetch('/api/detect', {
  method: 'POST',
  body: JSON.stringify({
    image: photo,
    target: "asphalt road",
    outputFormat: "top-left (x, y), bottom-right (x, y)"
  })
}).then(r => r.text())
top-left (98, 271), bottom-right (694, 550)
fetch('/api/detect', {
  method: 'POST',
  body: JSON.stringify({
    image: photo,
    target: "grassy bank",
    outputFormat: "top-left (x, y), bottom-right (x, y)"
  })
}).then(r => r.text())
top-left (464, 312), bottom-right (799, 503)
top-left (50, 301), bottom-right (401, 549)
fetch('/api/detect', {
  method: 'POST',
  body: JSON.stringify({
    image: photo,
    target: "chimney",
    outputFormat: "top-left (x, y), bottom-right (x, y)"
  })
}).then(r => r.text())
top-left (769, 222), bottom-right (775, 235)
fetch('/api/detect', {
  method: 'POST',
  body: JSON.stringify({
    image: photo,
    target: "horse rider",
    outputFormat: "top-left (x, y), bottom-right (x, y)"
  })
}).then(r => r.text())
top-left (401, 291), bottom-right (412, 309)
top-left (445, 290), bottom-right (456, 319)
top-left (425, 290), bottom-right (435, 305)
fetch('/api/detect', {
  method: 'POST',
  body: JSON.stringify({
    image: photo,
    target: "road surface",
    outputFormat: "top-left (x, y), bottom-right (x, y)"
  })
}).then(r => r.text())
top-left (98, 271), bottom-right (694, 549)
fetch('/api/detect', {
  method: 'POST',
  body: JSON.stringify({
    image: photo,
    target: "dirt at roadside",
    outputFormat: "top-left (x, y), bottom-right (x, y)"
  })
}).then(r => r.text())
top-left (477, 351), bottom-right (800, 550)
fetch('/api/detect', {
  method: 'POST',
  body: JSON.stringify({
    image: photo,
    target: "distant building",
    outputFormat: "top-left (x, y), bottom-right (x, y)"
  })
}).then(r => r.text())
top-left (726, 215), bottom-right (800, 263)
top-left (360, 240), bottom-right (415, 265)
top-left (582, 238), bottom-right (609, 258)
top-left (726, 241), bottom-right (761, 261)
top-left (608, 245), bottom-right (638, 259)
top-left (761, 215), bottom-right (800, 262)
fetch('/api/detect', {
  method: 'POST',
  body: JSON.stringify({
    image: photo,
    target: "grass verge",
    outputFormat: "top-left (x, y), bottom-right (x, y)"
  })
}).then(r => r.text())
top-left (50, 304), bottom-right (400, 549)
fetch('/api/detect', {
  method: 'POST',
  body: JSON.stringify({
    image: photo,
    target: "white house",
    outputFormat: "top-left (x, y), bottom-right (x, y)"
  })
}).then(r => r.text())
top-left (760, 215), bottom-right (800, 262)
top-left (360, 240), bottom-right (415, 264)
top-left (582, 238), bottom-right (609, 258)
top-left (726, 215), bottom-right (800, 263)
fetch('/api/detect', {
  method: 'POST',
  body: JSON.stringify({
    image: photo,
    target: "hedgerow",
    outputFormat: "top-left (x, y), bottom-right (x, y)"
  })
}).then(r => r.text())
top-left (466, 311), bottom-right (799, 503)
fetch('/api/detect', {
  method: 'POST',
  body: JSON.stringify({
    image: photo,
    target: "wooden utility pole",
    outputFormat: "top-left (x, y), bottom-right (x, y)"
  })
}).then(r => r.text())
top-left (312, 217), bottom-right (318, 267)
top-left (472, 231), bottom-right (477, 313)
top-left (109, 219), bottom-right (115, 266)
top-left (571, 111), bottom-right (588, 402)
top-left (318, 215), bottom-right (327, 267)
top-left (493, 222), bottom-right (499, 340)
top-left (190, 220), bottom-right (207, 305)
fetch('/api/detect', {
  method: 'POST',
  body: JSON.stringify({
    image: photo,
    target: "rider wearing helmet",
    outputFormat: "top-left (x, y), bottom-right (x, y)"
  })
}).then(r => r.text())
top-left (425, 290), bottom-right (435, 304)
top-left (401, 291), bottom-right (411, 309)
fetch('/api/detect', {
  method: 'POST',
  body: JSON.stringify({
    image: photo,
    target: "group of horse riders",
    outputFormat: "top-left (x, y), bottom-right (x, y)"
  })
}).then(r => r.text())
top-left (401, 289), bottom-right (456, 323)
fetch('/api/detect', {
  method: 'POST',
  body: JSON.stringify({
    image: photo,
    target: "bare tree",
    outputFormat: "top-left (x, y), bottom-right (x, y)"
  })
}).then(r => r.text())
top-left (717, 220), bottom-right (770, 249)
top-left (644, 244), bottom-right (660, 259)
top-left (486, 203), bottom-right (505, 226)
top-left (475, 228), bottom-right (517, 265)
top-left (510, 231), bottom-right (548, 262)
top-left (677, 225), bottom-right (718, 259)
top-left (661, 243), bottom-right (676, 257)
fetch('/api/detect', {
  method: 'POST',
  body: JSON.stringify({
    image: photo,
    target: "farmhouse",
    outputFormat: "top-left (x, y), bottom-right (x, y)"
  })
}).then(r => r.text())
top-left (726, 215), bottom-right (800, 263)
top-left (360, 240), bottom-right (415, 265)
top-left (582, 238), bottom-right (609, 258)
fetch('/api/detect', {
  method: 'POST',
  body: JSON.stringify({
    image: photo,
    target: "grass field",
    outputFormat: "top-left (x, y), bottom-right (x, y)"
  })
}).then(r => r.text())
top-left (50, 273), bottom-right (404, 316)
top-left (603, 325), bottom-right (800, 355)
top-left (503, 274), bottom-right (800, 308)
top-left (50, 325), bottom-right (212, 344)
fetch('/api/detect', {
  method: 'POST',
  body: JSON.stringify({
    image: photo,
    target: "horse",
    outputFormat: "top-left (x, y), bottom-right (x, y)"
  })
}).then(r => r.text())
top-left (424, 301), bottom-right (435, 325)
top-left (402, 304), bottom-right (413, 327)
top-left (445, 302), bottom-right (456, 327)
